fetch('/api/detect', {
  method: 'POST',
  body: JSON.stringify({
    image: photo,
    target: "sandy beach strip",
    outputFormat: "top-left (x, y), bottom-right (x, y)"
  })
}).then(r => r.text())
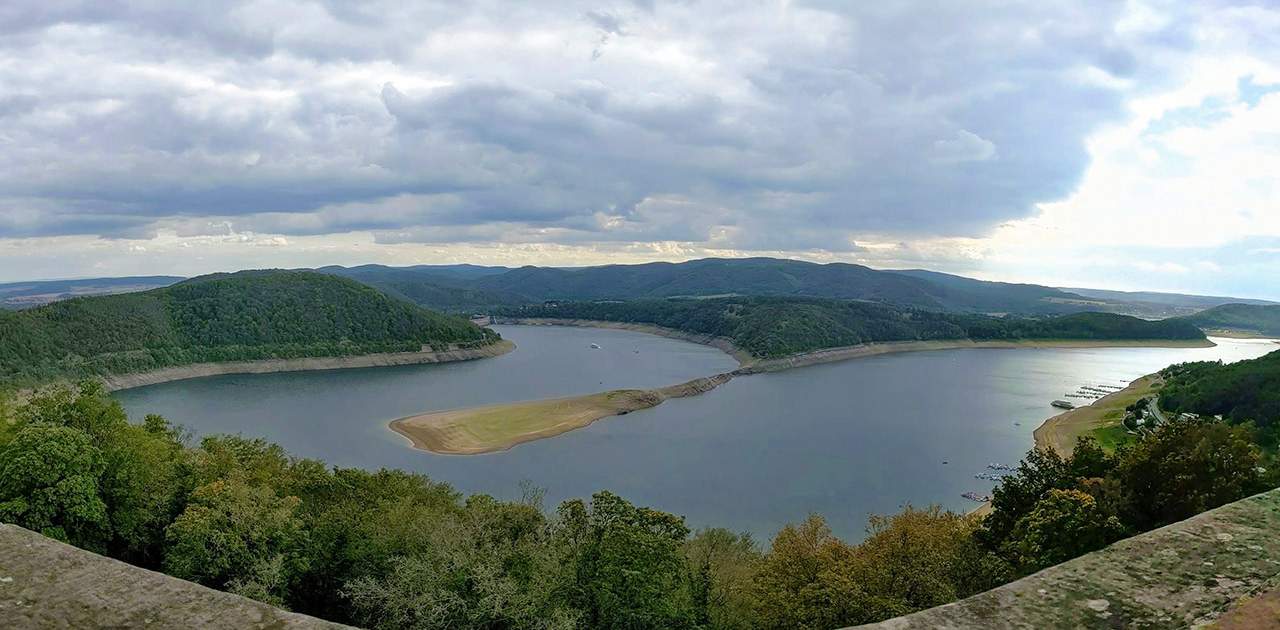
top-left (1032, 373), bottom-right (1162, 456)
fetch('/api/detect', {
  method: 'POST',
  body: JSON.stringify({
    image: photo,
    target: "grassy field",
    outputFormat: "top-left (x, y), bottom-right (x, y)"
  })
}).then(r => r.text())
top-left (1033, 373), bottom-right (1160, 455)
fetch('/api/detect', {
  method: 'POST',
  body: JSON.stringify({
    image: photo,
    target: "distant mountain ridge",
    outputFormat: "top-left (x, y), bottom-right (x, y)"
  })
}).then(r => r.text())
top-left (1061, 287), bottom-right (1279, 319)
top-left (324, 258), bottom-right (1095, 315)
top-left (6, 259), bottom-right (1274, 322)
top-left (0, 276), bottom-right (183, 310)
top-left (0, 270), bottom-right (498, 389)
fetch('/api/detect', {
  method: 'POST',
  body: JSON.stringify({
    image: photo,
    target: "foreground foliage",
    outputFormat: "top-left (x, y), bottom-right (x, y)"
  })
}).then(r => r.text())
top-left (0, 383), bottom-right (1271, 629)
top-left (979, 426), bottom-right (1272, 575)
top-left (0, 270), bottom-right (497, 390)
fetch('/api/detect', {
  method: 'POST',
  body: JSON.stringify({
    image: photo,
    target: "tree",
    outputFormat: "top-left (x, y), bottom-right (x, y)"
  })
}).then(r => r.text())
top-left (856, 506), bottom-right (1009, 610)
top-left (0, 424), bottom-right (109, 549)
top-left (163, 478), bottom-right (306, 604)
top-left (749, 514), bottom-right (904, 630)
top-left (11, 382), bottom-right (187, 565)
top-left (557, 491), bottom-right (699, 629)
top-left (1007, 489), bottom-right (1125, 572)
top-left (344, 495), bottom-right (576, 630)
top-left (1114, 419), bottom-right (1266, 530)
top-left (978, 437), bottom-right (1115, 555)
top-left (685, 528), bottom-right (762, 630)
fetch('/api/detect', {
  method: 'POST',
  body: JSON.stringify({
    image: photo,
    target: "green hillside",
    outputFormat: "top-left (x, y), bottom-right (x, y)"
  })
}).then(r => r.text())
top-left (1161, 349), bottom-right (1280, 434)
top-left (322, 258), bottom-right (1094, 315)
top-left (500, 298), bottom-right (1206, 358)
top-left (320, 265), bottom-right (524, 312)
top-left (1180, 303), bottom-right (1280, 336)
top-left (0, 270), bottom-right (498, 389)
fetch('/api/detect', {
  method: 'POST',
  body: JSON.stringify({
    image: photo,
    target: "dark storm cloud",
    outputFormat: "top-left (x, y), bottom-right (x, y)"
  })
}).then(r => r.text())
top-left (0, 1), bottom-right (1206, 248)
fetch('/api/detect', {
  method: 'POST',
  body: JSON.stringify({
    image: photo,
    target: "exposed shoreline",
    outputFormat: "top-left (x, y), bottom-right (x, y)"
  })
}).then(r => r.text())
top-left (492, 317), bottom-right (755, 365)
top-left (100, 340), bottom-right (516, 392)
top-left (393, 319), bottom-right (1214, 455)
top-left (740, 337), bottom-right (1214, 373)
top-left (498, 318), bottom-right (1214, 373)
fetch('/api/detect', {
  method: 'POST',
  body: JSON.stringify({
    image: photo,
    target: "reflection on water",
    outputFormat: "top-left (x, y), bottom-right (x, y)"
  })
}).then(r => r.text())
top-left (117, 329), bottom-right (1277, 541)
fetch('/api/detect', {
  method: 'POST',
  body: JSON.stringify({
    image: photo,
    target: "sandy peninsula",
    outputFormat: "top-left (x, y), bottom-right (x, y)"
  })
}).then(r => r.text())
top-left (390, 373), bottom-right (732, 454)
top-left (101, 340), bottom-right (515, 392)
top-left (388, 318), bottom-right (1215, 455)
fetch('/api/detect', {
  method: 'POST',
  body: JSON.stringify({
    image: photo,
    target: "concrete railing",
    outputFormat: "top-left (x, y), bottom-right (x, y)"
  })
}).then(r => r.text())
top-left (0, 524), bottom-right (353, 629)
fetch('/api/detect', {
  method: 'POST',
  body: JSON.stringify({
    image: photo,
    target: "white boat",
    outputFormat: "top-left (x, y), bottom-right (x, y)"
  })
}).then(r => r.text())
top-left (589, 343), bottom-right (601, 349)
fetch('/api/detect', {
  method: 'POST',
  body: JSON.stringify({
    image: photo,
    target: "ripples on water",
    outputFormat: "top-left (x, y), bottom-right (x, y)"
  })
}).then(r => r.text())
top-left (117, 328), bottom-right (1278, 541)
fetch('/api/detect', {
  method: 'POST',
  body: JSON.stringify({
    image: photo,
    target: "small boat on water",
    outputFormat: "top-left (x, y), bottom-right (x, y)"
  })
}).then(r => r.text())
top-left (962, 492), bottom-right (992, 502)
top-left (589, 343), bottom-right (601, 349)
top-left (1051, 400), bottom-right (1075, 410)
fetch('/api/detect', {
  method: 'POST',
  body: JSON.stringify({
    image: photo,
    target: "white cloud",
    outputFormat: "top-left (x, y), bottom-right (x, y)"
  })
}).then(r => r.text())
top-left (0, 1), bottom-right (1276, 300)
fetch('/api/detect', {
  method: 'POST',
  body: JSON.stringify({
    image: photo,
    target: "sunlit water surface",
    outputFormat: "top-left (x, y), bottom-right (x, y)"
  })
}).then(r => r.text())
top-left (117, 326), bottom-right (1278, 540)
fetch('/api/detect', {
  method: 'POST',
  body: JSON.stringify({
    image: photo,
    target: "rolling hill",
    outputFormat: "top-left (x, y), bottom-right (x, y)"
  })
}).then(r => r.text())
top-left (1178, 303), bottom-right (1280, 337)
top-left (322, 258), bottom-right (1096, 315)
top-left (0, 270), bottom-right (499, 389)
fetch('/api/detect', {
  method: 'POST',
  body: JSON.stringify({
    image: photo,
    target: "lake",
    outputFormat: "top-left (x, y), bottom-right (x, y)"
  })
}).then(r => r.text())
top-left (116, 325), bottom-right (1279, 541)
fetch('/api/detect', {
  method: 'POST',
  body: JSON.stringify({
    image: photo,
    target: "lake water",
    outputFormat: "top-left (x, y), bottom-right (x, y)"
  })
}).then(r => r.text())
top-left (116, 326), bottom-right (1279, 541)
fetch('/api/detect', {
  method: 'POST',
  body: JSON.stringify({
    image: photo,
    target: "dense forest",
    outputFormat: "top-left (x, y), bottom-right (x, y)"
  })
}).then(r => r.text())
top-left (0, 271), bottom-right (498, 390)
top-left (1160, 350), bottom-right (1280, 439)
top-left (0, 383), bottom-right (1270, 629)
top-left (1179, 303), bottom-right (1280, 336)
top-left (500, 297), bottom-right (1207, 358)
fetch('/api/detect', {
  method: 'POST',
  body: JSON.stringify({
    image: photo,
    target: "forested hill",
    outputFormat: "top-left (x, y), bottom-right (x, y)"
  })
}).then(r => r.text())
top-left (1179, 303), bottom-right (1280, 337)
top-left (1161, 349), bottom-right (1280, 433)
top-left (499, 297), bottom-right (1206, 358)
top-left (0, 270), bottom-right (498, 389)
top-left (322, 257), bottom-right (1093, 315)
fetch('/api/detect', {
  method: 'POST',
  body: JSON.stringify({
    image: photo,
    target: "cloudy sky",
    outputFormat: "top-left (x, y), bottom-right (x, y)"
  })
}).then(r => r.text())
top-left (2, 1), bottom-right (1278, 298)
